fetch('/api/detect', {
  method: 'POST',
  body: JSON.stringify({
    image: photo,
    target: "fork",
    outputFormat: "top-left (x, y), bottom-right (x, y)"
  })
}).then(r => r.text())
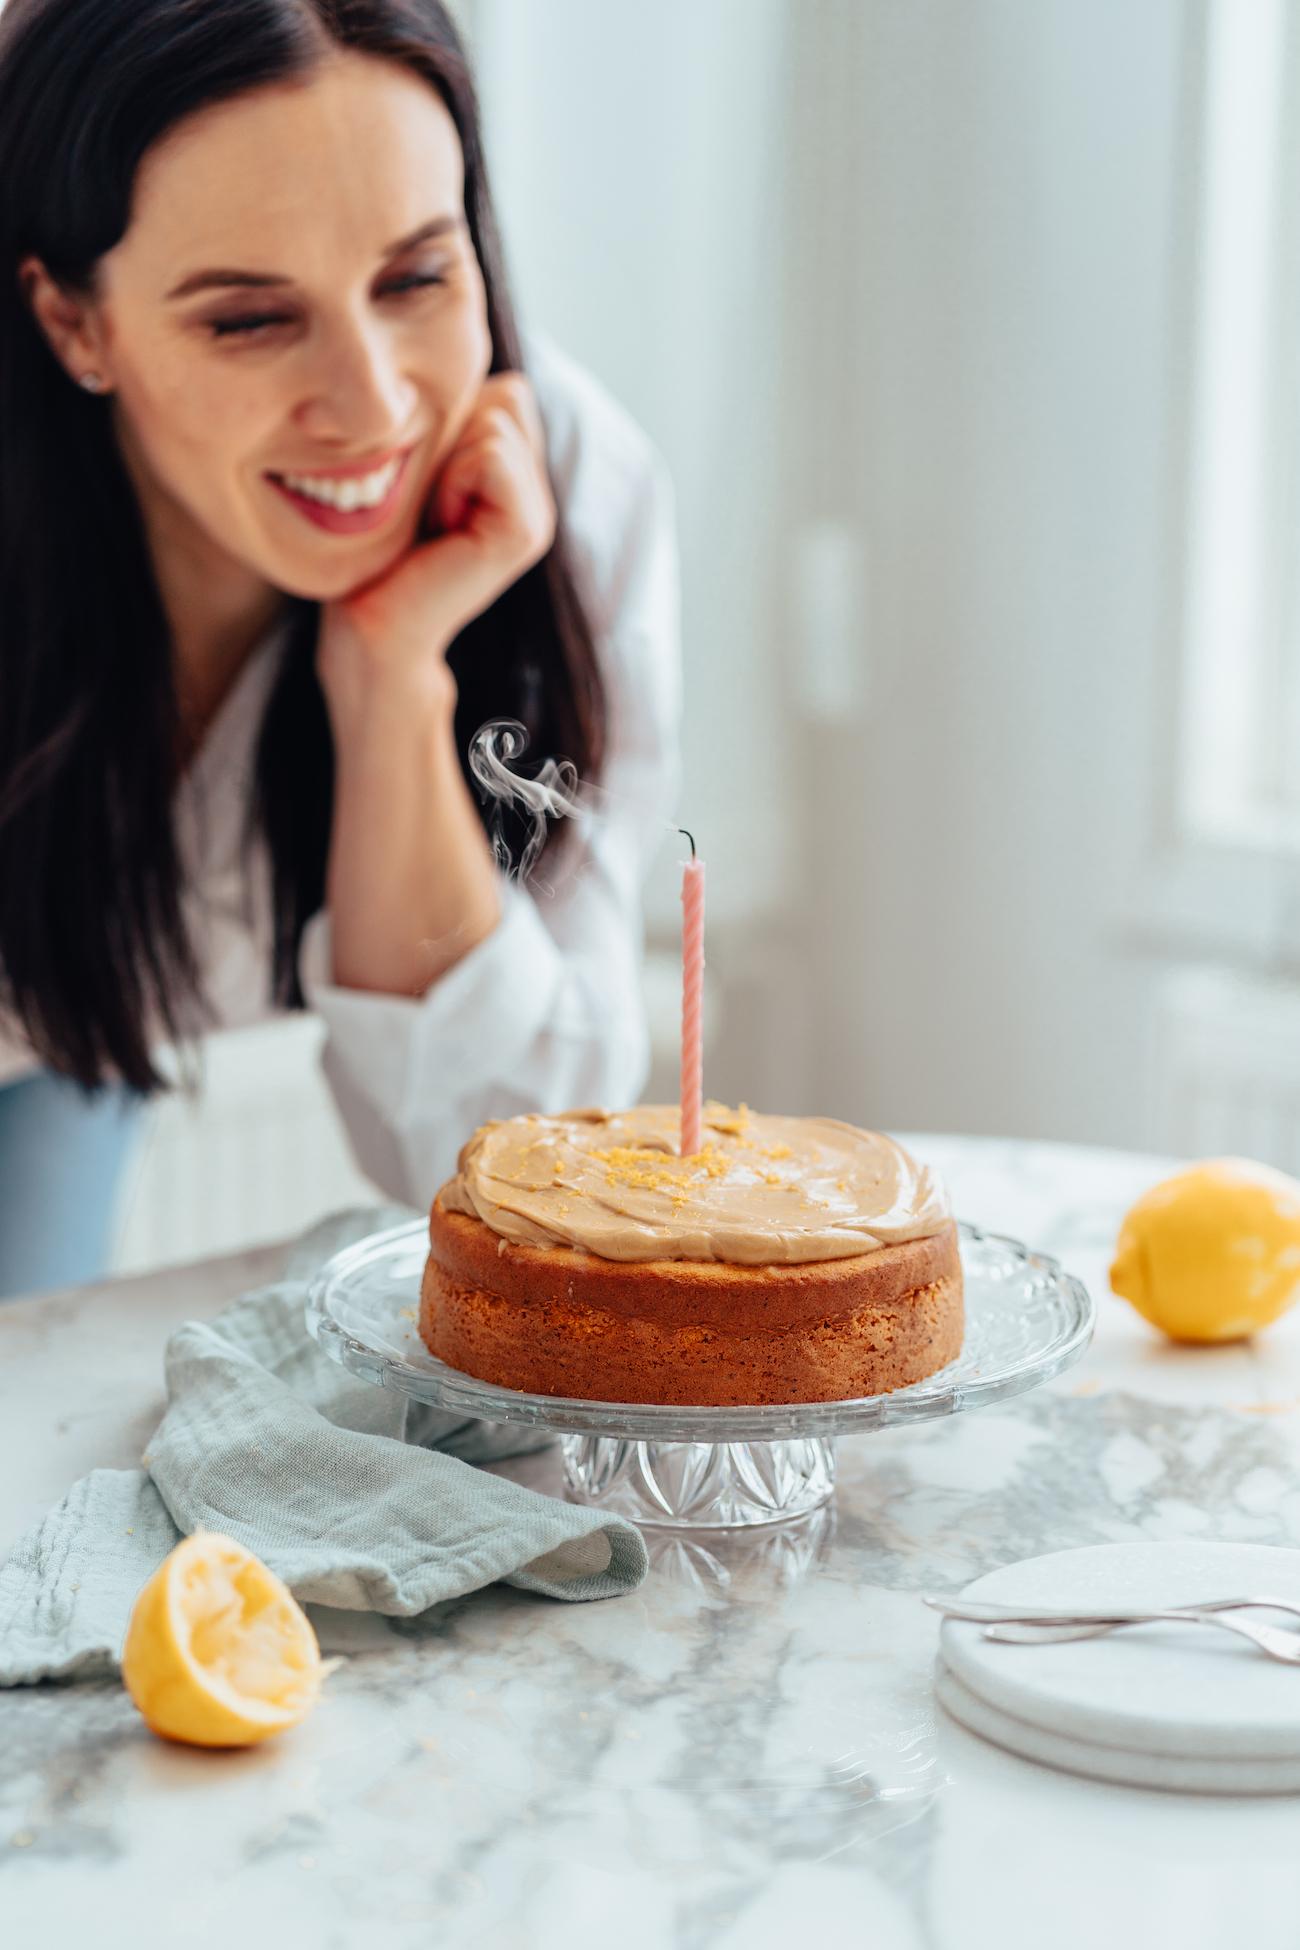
top-left (979, 1608), bottom-right (1300, 1665)
top-left (923, 1593), bottom-right (1300, 1626)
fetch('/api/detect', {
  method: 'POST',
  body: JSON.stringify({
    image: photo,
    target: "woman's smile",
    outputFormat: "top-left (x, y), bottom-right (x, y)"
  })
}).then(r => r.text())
top-left (265, 442), bottom-right (417, 534)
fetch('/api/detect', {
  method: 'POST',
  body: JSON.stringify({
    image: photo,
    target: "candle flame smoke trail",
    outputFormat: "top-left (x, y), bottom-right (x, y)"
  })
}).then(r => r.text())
top-left (468, 715), bottom-right (687, 891)
top-left (468, 718), bottom-right (589, 883)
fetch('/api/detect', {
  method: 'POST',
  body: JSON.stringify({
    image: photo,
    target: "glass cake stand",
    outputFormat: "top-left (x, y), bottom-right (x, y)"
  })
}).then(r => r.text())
top-left (305, 1220), bottom-right (1093, 1530)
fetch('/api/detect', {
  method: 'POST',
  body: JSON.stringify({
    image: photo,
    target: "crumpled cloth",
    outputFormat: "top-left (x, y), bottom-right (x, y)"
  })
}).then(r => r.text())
top-left (0, 1206), bottom-right (648, 1685)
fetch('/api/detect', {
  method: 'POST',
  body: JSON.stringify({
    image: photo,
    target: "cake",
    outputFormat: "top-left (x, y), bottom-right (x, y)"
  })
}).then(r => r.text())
top-left (419, 1101), bottom-right (963, 1407)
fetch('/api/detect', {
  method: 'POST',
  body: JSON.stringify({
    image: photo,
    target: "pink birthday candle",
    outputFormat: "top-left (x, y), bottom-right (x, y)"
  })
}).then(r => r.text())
top-left (679, 829), bottom-right (705, 1156)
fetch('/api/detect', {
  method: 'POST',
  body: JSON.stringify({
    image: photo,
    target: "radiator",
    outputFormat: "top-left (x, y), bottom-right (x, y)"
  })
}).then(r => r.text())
top-left (109, 1014), bottom-right (378, 1276)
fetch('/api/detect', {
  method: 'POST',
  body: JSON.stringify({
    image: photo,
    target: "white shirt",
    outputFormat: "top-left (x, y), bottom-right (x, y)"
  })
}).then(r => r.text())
top-left (0, 337), bottom-right (682, 1208)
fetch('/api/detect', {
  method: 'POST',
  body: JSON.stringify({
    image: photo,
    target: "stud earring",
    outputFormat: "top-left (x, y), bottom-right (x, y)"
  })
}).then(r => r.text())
top-left (78, 372), bottom-right (106, 393)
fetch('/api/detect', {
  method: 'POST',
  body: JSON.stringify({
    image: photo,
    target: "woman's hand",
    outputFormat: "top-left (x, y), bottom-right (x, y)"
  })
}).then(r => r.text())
top-left (316, 373), bottom-right (553, 998)
top-left (316, 371), bottom-right (556, 725)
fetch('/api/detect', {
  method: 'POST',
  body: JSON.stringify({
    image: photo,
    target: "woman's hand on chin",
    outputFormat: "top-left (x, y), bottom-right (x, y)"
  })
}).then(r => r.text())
top-left (316, 372), bottom-right (556, 728)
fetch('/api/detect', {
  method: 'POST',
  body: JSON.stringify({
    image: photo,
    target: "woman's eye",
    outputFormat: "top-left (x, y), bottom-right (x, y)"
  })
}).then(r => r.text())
top-left (209, 313), bottom-right (288, 338)
top-left (386, 271), bottom-right (447, 295)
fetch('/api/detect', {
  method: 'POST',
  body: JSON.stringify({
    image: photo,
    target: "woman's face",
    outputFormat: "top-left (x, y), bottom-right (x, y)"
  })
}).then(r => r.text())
top-left (83, 52), bottom-right (493, 603)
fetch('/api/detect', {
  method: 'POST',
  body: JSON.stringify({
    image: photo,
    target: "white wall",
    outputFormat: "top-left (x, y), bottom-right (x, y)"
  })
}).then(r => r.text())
top-left (791, 0), bottom-right (1188, 1142)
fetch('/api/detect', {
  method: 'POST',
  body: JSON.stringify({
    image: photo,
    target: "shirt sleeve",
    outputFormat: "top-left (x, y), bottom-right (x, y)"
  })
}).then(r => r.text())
top-left (297, 407), bottom-right (682, 1210)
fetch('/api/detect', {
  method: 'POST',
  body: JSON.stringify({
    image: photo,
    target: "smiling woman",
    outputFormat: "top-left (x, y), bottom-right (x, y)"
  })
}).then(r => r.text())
top-left (0, 0), bottom-right (680, 1295)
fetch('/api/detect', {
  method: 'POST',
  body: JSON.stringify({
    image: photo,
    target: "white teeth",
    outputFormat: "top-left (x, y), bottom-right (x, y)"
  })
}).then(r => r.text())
top-left (279, 457), bottom-right (401, 511)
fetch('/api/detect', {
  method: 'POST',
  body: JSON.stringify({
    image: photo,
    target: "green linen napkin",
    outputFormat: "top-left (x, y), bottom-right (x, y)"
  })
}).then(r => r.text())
top-left (0, 1206), bottom-right (648, 1686)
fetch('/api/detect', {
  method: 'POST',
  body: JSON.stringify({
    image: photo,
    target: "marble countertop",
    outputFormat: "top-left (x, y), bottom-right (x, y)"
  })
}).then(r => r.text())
top-left (5, 1135), bottom-right (1300, 1950)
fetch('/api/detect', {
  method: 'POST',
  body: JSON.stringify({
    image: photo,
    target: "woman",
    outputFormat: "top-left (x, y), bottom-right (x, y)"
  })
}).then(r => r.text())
top-left (0, 0), bottom-right (680, 1295)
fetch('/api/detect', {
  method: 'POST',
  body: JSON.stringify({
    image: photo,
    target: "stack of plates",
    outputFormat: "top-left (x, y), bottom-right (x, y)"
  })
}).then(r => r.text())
top-left (935, 1541), bottom-right (1300, 1794)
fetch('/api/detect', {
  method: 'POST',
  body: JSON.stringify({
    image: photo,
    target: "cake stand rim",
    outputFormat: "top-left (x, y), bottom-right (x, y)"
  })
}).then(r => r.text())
top-left (303, 1217), bottom-right (1095, 1443)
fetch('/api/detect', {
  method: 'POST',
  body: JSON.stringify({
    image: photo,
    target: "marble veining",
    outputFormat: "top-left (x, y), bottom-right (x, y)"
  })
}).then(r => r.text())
top-left (5, 1138), bottom-right (1300, 1948)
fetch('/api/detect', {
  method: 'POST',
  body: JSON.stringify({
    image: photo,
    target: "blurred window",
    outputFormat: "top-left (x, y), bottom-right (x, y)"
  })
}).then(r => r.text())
top-left (1180, 0), bottom-right (1300, 852)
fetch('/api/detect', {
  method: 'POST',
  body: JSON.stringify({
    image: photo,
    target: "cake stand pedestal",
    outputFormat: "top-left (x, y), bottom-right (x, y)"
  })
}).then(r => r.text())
top-left (559, 1435), bottom-right (838, 1528)
top-left (306, 1221), bottom-right (1093, 1532)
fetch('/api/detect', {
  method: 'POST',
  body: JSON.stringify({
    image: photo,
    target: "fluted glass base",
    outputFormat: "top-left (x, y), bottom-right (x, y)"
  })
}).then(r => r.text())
top-left (560, 1435), bottom-right (838, 1529)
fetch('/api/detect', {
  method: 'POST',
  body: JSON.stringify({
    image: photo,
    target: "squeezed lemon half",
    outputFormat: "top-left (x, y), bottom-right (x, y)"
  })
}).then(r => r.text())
top-left (122, 1531), bottom-right (324, 1747)
top-left (1110, 1157), bottom-right (1300, 1343)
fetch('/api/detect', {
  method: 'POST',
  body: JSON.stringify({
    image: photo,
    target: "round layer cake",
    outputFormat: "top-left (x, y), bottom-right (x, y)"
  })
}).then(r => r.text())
top-left (419, 1102), bottom-right (963, 1407)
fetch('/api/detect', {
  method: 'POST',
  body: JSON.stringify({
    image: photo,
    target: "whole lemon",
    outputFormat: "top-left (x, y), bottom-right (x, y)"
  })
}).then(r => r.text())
top-left (1110, 1158), bottom-right (1300, 1343)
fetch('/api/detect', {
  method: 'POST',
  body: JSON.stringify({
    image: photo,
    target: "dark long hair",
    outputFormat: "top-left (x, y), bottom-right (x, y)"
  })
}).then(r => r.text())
top-left (0, 0), bottom-right (606, 1093)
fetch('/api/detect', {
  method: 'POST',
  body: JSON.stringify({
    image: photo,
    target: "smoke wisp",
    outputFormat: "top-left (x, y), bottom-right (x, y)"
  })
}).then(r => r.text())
top-left (468, 717), bottom-right (596, 884)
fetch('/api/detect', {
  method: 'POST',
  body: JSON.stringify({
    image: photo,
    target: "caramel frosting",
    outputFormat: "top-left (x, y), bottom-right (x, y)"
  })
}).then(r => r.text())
top-left (438, 1102), bottom-right (952, 1265)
